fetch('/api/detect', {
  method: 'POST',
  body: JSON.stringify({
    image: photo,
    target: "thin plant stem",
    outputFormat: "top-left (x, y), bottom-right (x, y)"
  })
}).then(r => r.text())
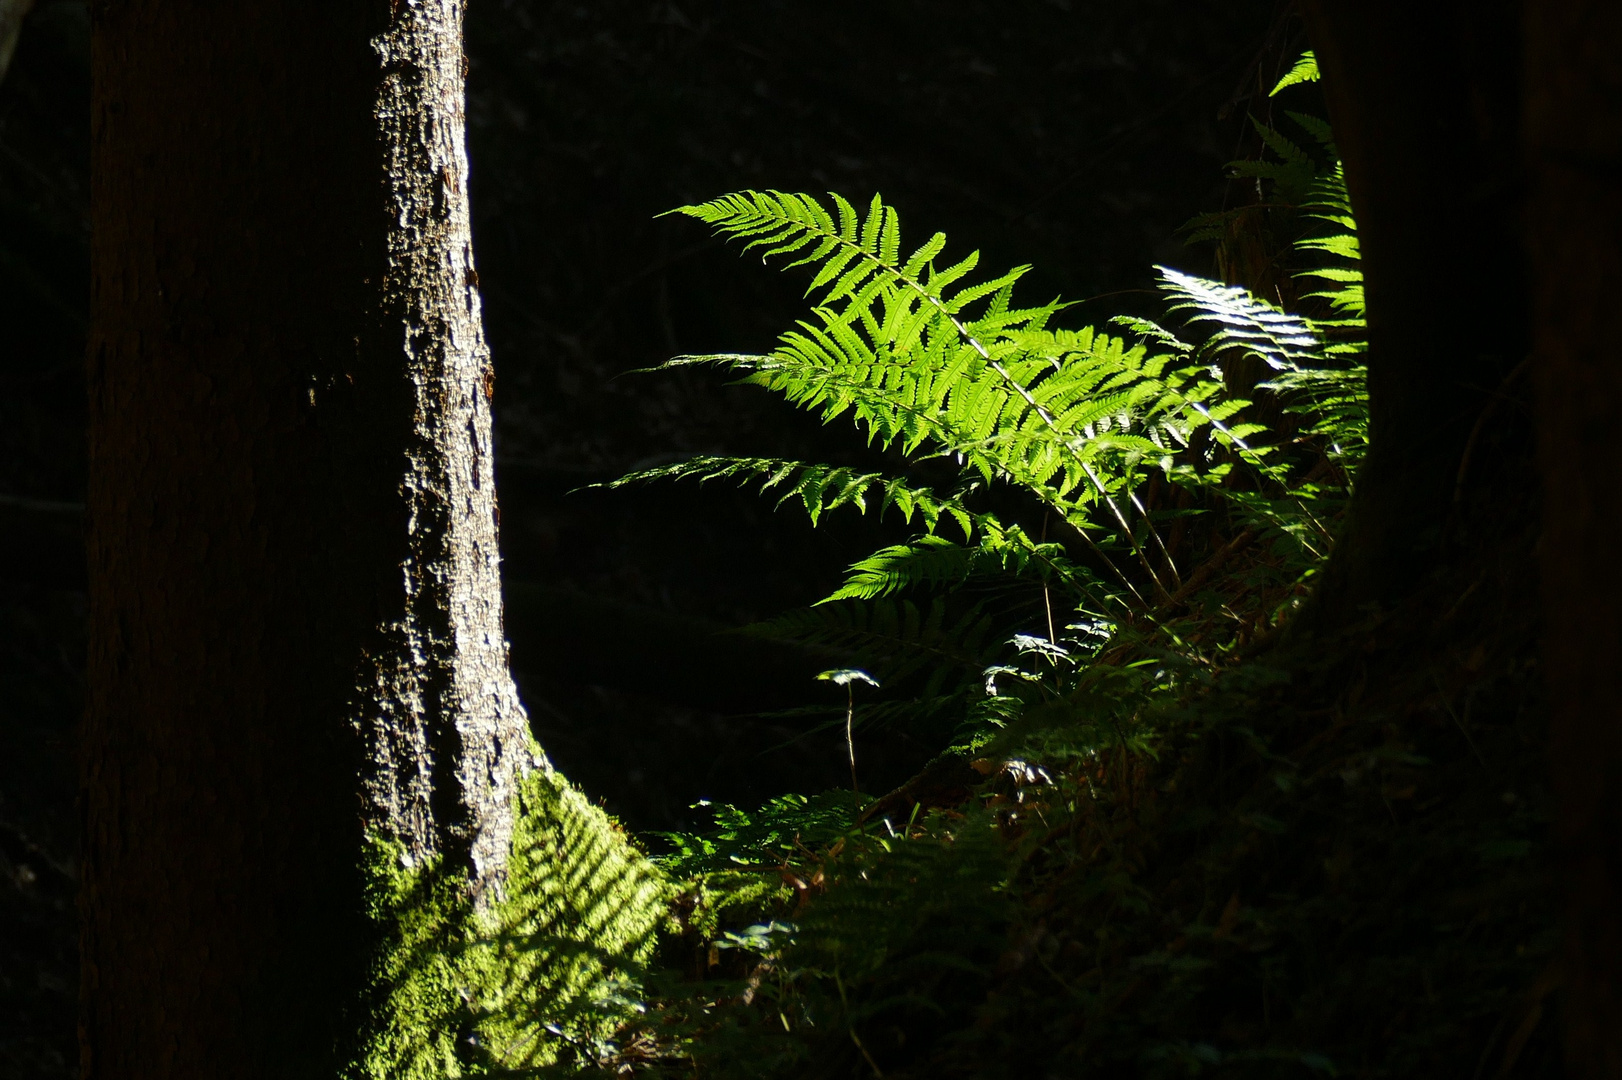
top-left (1041, 514), bottom-right (1058, 646)
top-left (846, 685), bottom-right (859, 794)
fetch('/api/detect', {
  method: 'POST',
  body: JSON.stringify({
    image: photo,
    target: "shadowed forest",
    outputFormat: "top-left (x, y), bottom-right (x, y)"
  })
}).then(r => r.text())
top-left (3, 1), bottom-right (1615, 1077)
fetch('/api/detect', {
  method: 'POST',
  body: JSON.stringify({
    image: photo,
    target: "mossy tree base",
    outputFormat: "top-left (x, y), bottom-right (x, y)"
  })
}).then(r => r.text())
top-left (358, 754), bottom-right (673, 1077)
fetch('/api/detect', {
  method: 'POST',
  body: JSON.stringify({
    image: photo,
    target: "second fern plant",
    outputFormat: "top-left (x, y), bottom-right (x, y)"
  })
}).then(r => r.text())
top-left (609, 180), bottom-right (1364, 749)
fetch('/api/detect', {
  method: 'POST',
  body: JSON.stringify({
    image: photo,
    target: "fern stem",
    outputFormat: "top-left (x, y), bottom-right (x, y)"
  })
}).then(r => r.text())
top-left (1041, 515), bottom-right (1058, 646)
top-left (845, 684), bottom-right (859, 795)
top-left (1052, 515), bottom-right (1151, 612)
top-left (1078, 461), bottom-right (1174, 601)
top-left (1127, 488), bottom-right (1182, 589)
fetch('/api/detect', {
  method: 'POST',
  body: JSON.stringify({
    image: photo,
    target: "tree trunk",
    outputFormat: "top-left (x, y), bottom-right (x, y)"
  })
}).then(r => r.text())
top-left (83, 2), bottom-right (554, 1075)
top-left (1304, 1), bottom-right (1622, 1072)
top-left (1524, 1), bottom-right (1622, 1073)
top-left (364, 0), bottom-right (534, 897)
top-left (1295, 0), bottom-right (1526, 624)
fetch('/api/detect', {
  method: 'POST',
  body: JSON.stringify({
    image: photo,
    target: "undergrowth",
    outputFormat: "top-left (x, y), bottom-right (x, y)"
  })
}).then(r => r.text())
top-left (572, 55), bottom-right (1552, 1078)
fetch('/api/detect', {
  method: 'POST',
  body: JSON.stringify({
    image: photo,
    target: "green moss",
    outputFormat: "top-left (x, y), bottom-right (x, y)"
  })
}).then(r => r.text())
top-left (354, 755), bottom-right (674, 1078)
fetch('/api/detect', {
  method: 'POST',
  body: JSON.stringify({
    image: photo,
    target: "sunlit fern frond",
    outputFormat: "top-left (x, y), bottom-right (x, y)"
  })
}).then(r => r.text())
top-left (1296, 165), bottom-right (1365, 323)
top-left (671, 193), bottom-right (1152, 496)
top-left (1269, 50), bottom-right (1319, 96)
top-left (630, 189), bottom-right (1367, 644)
top-left (597, 454), bottom-right (984, 535)
top-left (1154, 266), bottom-right (1327, 372)
top-left (1276, 156), bottom-right (1367, 470)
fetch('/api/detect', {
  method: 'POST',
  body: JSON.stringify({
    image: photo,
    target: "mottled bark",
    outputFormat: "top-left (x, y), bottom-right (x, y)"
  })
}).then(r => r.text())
top-left (1524, 1), bottom-right (1622, 1073)
top-left (83, 1), bottom-right (529, 1075)
top-left (363, 0), bottom-right (536, 891)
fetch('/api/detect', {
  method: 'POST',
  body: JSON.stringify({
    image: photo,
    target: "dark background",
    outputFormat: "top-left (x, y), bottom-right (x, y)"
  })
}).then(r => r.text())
top-left (0, 1), bottom-right (1280, 1074)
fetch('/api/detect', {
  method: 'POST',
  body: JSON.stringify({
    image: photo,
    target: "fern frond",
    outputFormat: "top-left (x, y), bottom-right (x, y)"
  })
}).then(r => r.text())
top-left (672, 194), bottom-right (1241, 599)
top-left (1286, 110), bottom-right (1337, 154)
top-left (598, 454), bottom-right (990, 535)
top-left (1156, 267), bottom-right (1325, 372)
top-left (1301, 165), bottom-right (1357, 230)
top-left (690, 329), bottom-right (1176, 569)
top-left (1269, 50), bottom-right (1319, 96)
top-left (650, 190), bottom-right (1367, 630)
top-left (1262, 364), bottom-right (1370, 469)
top-left (821, 532), bottom-right (1090, 604)
top-left (823, 536), bottom-right (984, 602)
top-left (1295, 234), bottom-right (1361, 261)
top-left (1233, 116), bottom-right (1319, 205)
top-left (1295, 166), bottom-right (1366, 321)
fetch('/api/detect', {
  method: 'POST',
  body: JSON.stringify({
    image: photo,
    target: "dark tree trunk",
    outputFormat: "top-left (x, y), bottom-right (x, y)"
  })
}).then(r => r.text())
top-left (1296, 0), bottom-right (1526, 624)
top-left (1304, 1), bottom-right (1622, 1072)
top-left (83, 2), bottom-right (531, 1075)
top-left (1524, 1), bottom-right (1622, 1073)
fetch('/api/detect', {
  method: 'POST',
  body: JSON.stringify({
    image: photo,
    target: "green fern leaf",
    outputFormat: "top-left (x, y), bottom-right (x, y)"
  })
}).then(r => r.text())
top-left (1269, 50), bottom-right (1319, 96)
top-left (596, 454), bottom-right (990, 537)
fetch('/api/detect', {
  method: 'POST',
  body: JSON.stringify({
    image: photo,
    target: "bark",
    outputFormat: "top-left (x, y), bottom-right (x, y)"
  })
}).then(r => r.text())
top-left (1295, 0), bottom-right (1526, 623)
top-left (1524, 1), bottom-right (1622, 1073)
top-left (84, 1), bottom-right (531, 1075)
top-left (364, 0), bottom-right (535, 893)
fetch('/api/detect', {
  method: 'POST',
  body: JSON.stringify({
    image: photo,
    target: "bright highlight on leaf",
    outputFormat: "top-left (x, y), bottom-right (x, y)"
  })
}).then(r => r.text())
top-left (817, 668), bottom-right (880, 688)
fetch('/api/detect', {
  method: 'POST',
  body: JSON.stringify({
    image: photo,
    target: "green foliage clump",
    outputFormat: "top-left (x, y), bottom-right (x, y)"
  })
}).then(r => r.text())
top-left (585, 54), bottom-right (1550, 1079)
top-left (634, 794), bottom-right (1017, 1078)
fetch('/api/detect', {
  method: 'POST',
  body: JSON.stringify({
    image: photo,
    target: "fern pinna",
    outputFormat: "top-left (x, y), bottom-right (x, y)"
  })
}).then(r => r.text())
top-left (607, 178), bottom-right (1365, 744)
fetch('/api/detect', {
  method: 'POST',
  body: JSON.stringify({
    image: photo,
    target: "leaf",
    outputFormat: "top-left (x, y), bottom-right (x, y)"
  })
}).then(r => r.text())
top-left (1270, 50), bottom-right (1319, 96)
top-left (817, 668), bottom-right (881, 688)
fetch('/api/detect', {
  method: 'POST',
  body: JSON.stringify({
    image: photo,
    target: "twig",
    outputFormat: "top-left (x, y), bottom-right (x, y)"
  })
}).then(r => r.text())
top-left (849, 1027), bottom-right (884, 1078)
